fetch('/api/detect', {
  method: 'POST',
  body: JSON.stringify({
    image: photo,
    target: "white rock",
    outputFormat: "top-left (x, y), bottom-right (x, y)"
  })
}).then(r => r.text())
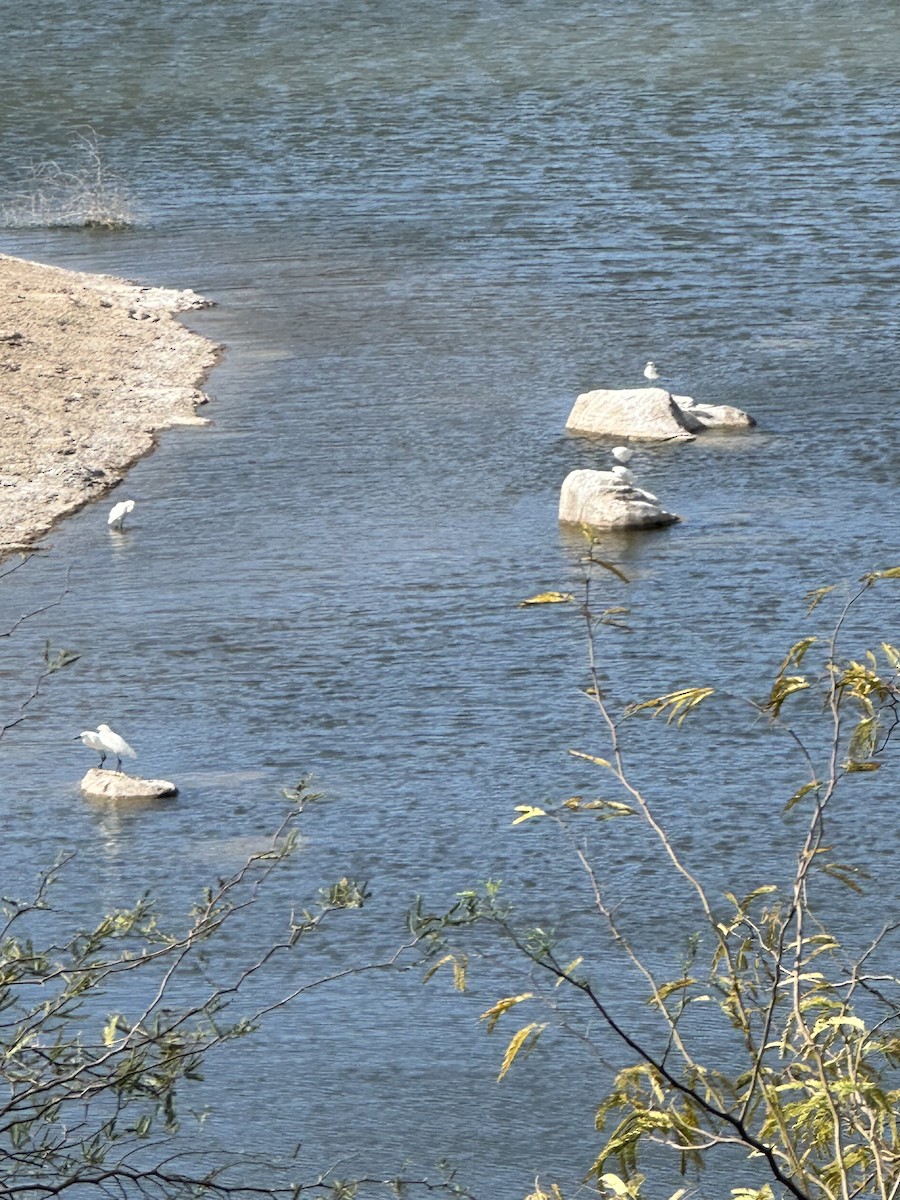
top-left (566, 387), bottom-right (755, 439)
top-left (559, 469), bottom-right (680, 530)
top-left (566, 387), bottom-right (697, 440)
top-left (80, 768), bottom-right (178, 801)
top-left (679, 401), bottom-right (756, 429)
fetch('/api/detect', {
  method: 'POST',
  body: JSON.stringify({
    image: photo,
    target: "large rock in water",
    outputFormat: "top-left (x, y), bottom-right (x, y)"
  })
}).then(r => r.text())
top-left (565, 387), bottom-right (754, 439)
top-left (559, 469), bottom-right (680, 530)
top-left (81, 768), bottom-right (178, 801)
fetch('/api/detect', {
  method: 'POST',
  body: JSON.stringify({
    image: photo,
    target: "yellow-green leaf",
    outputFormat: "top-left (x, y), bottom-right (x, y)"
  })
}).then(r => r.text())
top-left (422, 953), bottom-right (468, 991)
top-left (804, 584), bottom-right (836, 614)
top-left (626, 687), bottom-right (715, 726)
top-left (525, 1181), bottom-right (565, 1200)
top-left (497, 1022), bottom-right (546, 1081)
top-left (568, 749), bottom-right (613, 769)
top-left (599, 1176), bottom-right (633, 1198)
top-left (512, 805), bottom-right (547, 825)
top-left (518, 592), bottom-right (575, 606)
top-left (556, 957), bottom-right (584, 985)
top-left (775, 637), bottom-right (817, 676)
top-left (651, 977), bottom-right (697, 1006)
top-left (862, 565), bottom-right (900, 584)
top-left (766, 675), bottom-right (810, 719)
top-left (590, 558), bottom-right (631, 584)
top-left (480, 993), bottom-right (534, 1033)
top-left (783, 780), bottom-right (822, 813)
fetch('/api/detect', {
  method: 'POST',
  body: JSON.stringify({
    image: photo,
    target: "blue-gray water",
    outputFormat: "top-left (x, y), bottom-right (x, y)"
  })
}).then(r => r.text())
top-left (2, 3), bottom-right (900, 1195)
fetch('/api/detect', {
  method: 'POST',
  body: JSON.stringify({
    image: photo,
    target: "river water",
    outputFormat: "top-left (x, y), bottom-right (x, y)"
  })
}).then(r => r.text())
top-left (2, 2), bottom-right (900, 1196)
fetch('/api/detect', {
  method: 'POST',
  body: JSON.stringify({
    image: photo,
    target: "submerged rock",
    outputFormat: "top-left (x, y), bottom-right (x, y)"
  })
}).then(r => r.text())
top-left (559, 469), bottom-right (680, 530)
top-left (565, 387), bottom-right (754, 439)
top-left (679, 400), bottom-right (756, 430)
top-left (80, 768), bottom-right (178, 801)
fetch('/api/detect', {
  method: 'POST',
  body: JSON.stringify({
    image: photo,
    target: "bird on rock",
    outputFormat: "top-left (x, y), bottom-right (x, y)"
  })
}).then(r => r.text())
top-left (108, 499), bottom-right (135, 531)
top-left (612, 465), bottom-right (636, 485)
top-left (78, 728), bottom-right (109, 768)
top-left (79, 724), bottom-right (137, 773)
top-left (611, 446), bottom-right (633, 465)
top-left (643, 361), bottom-right (659, 382)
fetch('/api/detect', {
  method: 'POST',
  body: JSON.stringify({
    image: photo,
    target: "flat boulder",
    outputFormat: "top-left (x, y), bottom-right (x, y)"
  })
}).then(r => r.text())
top-left (566, 387), bottom-right (696, 440)
top-left (559, 469), bottom-right (680, 530)
top-left (81, 768), bottom-right (178, 801)
top-left (565, 388), bottom-right (754, 439)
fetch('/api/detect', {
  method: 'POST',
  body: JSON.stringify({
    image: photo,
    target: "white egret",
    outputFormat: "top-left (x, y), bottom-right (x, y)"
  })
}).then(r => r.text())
top-left (643, 361), bottom-right (659, 382)
top-left (97, 724), bottom-right (136, 772)
top-left (78, 728), bottom-right (109, 769)
top-left (79, 724), bottom-right (137, 773)
top-left (611, 446), bottom-right (633, 465)
top-left (108, 499), bottom-right (135, 531)
top-left (612, 465), bottom-right (635, 485)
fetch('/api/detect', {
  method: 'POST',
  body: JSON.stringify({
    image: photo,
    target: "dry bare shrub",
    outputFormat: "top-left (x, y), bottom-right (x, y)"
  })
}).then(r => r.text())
top-left (1, 129), bottom-right (135, 230)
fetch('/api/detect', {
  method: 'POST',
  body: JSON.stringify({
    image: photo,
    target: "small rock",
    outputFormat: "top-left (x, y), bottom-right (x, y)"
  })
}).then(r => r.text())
top-left (679, 401), bottom-right (756, 430)
top-left (80, 768), bottom-right (178, 801)
top-left (559, 469), bottom-right (680, 530)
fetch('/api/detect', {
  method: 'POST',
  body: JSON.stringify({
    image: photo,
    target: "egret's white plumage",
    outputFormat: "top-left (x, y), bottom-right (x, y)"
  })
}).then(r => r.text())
top-left (643, 361), bottom-right (659, 382)
top-left (108, 499), bottom-right (135, 530)
top-left (79, 729), bottom-right (109, 768)
top-left (611, 446), bottom-right (633, 465)
top-left (79, 724), bottom-right (137, 772)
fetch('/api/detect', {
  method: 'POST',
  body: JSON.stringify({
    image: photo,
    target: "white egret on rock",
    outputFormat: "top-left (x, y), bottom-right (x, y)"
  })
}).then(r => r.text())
top-left (97, 724), bottom-right (136, 772)
top-left (643, 361), bottom-right (659, 382)
top-left (78, 728), bottom-right (109, 769)
top-left (108, 499), bottom-right (135, 531)
top-left (79, 724), bottom-right (137, 773)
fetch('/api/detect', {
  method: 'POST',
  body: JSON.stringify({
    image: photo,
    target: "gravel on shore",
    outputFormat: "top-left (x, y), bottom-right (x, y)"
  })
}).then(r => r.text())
top-left (0, 252), bottom-right (221, 560)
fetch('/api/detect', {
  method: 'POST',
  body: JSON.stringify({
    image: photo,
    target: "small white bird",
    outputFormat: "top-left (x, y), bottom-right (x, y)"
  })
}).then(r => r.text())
top-left (611, 446), bottom-right (634, 465)
top-left (108, 499), bottom-right (135, 531)
top-left (79, 724), bottom-right (137, 773)
top-left (643, 361), bottom-right (659, 382)
top-left (78, 728), bottom-right (109, 768)
top-left (612, 465), bottom-right (635, 485)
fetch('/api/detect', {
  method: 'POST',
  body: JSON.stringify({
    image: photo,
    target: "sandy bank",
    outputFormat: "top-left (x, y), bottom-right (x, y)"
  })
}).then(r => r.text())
top-left (0, 252), bottom-right (221, 559)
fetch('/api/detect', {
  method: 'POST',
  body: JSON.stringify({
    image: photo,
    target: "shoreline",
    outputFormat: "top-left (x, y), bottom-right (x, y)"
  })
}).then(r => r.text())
top-left (0, 252), bottom-right (222, 560)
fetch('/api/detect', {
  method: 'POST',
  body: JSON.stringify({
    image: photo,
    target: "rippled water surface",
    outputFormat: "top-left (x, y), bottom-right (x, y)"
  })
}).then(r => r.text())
top-left (2, 3), bottom-right (900, 1195)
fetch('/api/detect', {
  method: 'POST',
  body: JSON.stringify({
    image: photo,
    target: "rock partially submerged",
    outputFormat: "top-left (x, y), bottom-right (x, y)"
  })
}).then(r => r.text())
top-left (677, 399), bottom-right (756, 431)
top-left (81, 768), bottom-right (178, 801)
top-left (565, 387), bottom-right (755, 440)
top-left (559, 469), bottom-right (680, 530)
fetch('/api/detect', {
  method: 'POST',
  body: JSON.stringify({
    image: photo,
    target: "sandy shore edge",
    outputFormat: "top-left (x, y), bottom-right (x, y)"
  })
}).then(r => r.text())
top-left (0, 252), bottom-right (222, 560)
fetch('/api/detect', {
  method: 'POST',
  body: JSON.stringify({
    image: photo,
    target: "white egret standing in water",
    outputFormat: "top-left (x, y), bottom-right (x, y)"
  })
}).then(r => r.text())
top-left (643, 361), bottom-right (659, 382)
top-left (108, 499), bottom-right (135, 531)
